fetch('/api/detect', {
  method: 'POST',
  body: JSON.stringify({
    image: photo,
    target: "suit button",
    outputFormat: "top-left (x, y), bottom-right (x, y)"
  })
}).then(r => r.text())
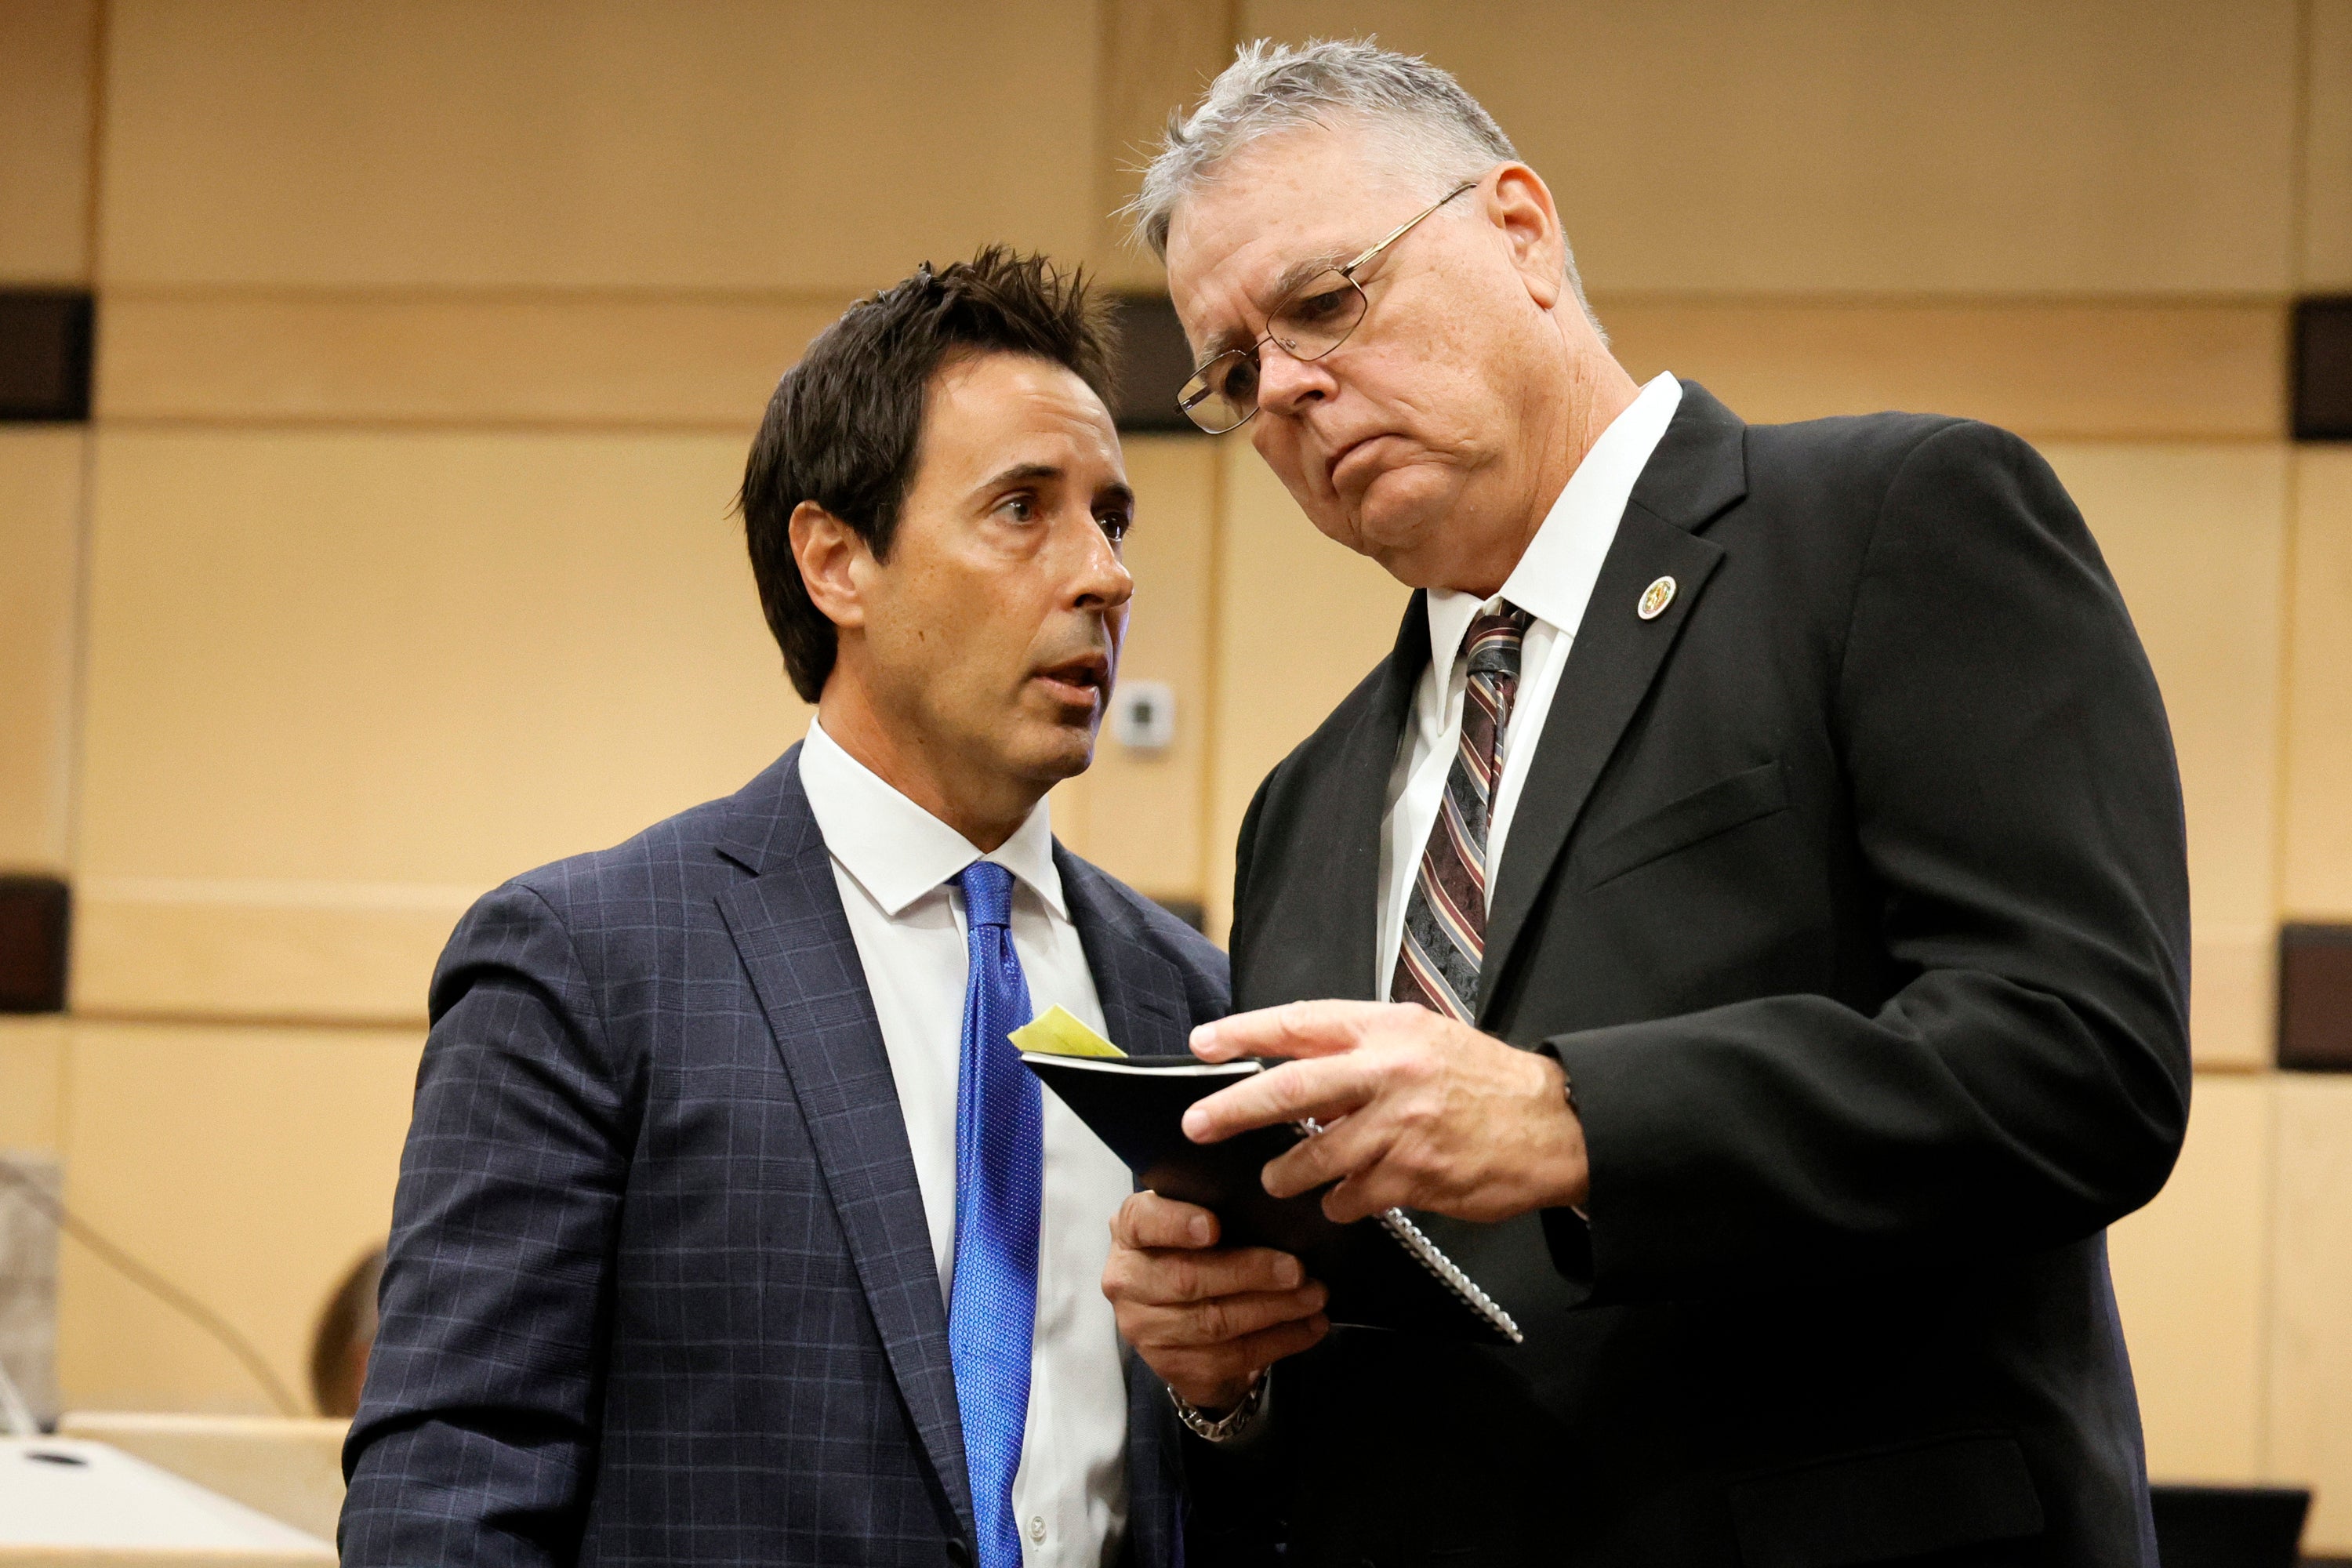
top-left (946, 1541), bottom-right (971, 1568)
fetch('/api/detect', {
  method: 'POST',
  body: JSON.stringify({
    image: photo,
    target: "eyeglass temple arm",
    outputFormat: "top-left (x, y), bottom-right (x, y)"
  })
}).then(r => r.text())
top-left (1341, 178), bottom-right (1481, 276)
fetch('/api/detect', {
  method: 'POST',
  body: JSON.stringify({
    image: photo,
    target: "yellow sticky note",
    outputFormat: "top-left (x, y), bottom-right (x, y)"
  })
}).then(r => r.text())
top-left (1010, 1004), bottom-right (1126, 1058)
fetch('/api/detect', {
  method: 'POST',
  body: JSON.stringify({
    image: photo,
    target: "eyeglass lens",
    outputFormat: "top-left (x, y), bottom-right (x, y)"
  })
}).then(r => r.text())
top-left (1178, 270), bottom-right (1367, 433)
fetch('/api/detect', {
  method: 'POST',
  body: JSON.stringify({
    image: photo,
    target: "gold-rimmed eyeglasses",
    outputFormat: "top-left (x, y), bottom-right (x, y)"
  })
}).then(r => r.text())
top-left (1174, 177), bottom-right (1479, 435)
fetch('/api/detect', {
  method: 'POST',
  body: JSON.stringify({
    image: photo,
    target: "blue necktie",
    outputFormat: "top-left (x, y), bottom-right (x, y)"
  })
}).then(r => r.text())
top-left (949, 861), bottom-right (1042, 1568)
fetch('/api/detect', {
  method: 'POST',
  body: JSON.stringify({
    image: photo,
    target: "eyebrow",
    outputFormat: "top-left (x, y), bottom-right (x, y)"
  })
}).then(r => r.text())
top-left (972, 460), bottom-right (1134, 513)
top-left (1196, 247), bottom-right (1355, 365)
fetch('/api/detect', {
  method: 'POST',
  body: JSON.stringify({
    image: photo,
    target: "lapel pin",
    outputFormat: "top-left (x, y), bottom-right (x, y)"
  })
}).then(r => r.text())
top-left (1638, 575), bottom-right (1676, 621)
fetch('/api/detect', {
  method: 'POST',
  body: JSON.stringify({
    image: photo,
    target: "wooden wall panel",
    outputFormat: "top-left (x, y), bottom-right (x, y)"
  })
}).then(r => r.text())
top-left (0, 427), bottom-right (85, 873)
top-left (1206, 437), bottom-right (1406, 937)
top-left (96, 293), bottom-right (849, 430)
top-left (2268, 1073), bottom-right (2352, 1553)
top-left (1240, 0), bottom-right (2299, 294)
top-left (0, 0), bottom-right (97, 283)
top-left (2305, 0), bottom-right (2352, 289)
top-left (55, 1021), bottom-right (422, 1414)
top-left (99, 0), bottom-right (1098, 292)
top-left (2283, 450), bottom-right (2352, 919)
top-left (1603, 301), bottom-right (2282, 443)
top-left (2108, 1073), bottom-right (2271, 1482)
top-left (0, 1017), bottom-right (67, 1151)
top-left (96, 296), bottom-right (2287, 441)
top-left (2043, 446), bottom-right (2289, 1068)
top-left (71, 884), bottom-right (473, 1027)
top-left (1097, 0), bottom-right (1239, 289)
top-left (75, 430), bottom-right (809, 1021)
top-left (1057, 435), bottom-right (1219, 902)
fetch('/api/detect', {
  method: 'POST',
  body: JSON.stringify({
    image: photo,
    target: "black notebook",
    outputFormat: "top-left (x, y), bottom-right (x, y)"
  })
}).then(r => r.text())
top-left (1023, 1052), bottom-right (1521, 1345)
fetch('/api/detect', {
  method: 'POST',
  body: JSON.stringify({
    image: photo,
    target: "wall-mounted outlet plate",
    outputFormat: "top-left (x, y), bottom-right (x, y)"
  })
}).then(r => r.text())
top-left (1111, 681), bottom-right (1176, 752)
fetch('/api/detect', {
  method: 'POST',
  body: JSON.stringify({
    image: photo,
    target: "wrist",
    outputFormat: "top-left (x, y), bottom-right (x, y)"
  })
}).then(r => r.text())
top-left (1536, 1055), bottom-right (1592, 1210)
top-left (1169, 1369), bottom-right (1270, 1443)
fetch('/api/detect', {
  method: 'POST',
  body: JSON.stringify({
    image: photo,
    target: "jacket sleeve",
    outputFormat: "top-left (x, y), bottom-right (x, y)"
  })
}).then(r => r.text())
top-left (1548, 420), bottom-right (2192, 1300)
top-left (339, 879), bottom-right (635, 1566)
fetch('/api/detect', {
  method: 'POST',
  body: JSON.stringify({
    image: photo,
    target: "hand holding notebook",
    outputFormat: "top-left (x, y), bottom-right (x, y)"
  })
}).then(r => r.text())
top-left (1017, 1007), bottom-right (1520, 1345)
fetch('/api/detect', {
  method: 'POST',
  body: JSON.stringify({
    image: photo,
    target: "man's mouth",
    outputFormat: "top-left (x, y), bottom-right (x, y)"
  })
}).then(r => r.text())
top-left (1033, 653), bottom-right (1109, 709)
top-left (1328, 432), bottom-right (1395, 492)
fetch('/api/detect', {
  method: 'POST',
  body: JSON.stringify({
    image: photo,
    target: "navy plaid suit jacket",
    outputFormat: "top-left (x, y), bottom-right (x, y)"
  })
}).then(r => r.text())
top-left (342, 746), bottom-right (1230, 1568)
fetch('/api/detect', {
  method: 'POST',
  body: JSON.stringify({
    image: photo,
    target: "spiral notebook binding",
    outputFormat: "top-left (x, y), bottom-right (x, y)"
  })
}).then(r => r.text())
top-left (1376, 1208), bottom-right (1524, 1345)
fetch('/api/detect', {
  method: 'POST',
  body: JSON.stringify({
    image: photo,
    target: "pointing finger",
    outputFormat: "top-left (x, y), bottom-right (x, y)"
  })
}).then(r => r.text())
top-left (1181, 1055), bottom-right (1377, 1144)
top-left (1189, 999), bottom-right (1395, 1062)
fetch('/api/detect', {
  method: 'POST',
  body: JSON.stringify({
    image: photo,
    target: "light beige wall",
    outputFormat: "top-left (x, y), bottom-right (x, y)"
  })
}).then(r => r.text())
top-left (2270, 1075), bottom-right (2352, 1547)
top-left (0, 1019), bottom-right (69, 1152)
top-left (1601, 301), bottom-right (2282, 445)
top-left (98, 0), bottom-right (1100, 292)
top-left (56, 1022), bottom-right (422, 1414)
top-left (2283, 450), bottom-right (2352, 920)
top-left (2305, 0), bottom-right (2352, 289)
top-left (96, 294), bottom-right (846, 431)
top-left (1244, 0), bottom-right (2300, 294)
top-left (0, 427), bottom-right (85, 874)
top-left (2110, 1074), bottom-right (2273, 1482)
top-left (71, 428), bottom-right (806, 1022)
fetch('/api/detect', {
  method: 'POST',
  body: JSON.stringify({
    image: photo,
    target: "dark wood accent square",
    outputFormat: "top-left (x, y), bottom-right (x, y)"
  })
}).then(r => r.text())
top-left (1108, 293), bottom-right (1207, 435)
top-left (0, 876), bottom-right (70, 1014)
top-left (2280, 924), bottom-right (2352, 1070)
top-left (2150, 1485), bottom-right (2310, 1568)
top-left (2292, 296), bottom-right (2352, 441)
top-left (0, 290), bottom-right (94, 423)
top-left (1149, 897), bottom-right (1207, 933)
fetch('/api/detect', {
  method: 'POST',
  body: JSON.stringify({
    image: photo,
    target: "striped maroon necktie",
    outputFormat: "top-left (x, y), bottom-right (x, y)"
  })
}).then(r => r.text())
top-left (1392, 604), bottom-right (1534, 1022)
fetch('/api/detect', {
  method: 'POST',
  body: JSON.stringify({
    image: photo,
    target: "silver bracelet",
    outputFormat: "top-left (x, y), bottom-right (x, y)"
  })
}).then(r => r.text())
top-left (1167, 1370), bottom-right (1269, 1443)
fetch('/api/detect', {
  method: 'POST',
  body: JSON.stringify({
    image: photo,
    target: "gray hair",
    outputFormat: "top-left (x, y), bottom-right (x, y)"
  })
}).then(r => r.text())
top-left (1132, 38), bottom-right (1514, 257)
top-left (1131, 38), bottom-right (1594, 321)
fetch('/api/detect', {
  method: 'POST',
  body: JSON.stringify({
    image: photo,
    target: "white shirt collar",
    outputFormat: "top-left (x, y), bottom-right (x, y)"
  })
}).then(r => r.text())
top-left (797, 714), bottom-right (1067, 920)
top-left (1425, 372), bottom-right (1685, 670)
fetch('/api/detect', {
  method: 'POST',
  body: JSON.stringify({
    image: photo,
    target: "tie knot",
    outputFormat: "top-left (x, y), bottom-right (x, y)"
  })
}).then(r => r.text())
top-left (1465, 604), bottom-right (1532, 681)
top-left (956, 860), bottom-right (1016, 930)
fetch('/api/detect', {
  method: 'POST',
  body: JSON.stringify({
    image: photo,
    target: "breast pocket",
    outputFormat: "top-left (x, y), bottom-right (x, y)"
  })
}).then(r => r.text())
top-left (1577, 759), bottom-right (1790, 891)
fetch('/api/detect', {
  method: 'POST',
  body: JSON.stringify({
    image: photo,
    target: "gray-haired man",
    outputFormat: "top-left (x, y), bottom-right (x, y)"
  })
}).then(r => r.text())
top-left (1102, 39), bottom-right (2188, 1568)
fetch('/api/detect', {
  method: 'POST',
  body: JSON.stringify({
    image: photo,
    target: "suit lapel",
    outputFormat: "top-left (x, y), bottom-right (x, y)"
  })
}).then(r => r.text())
top-left (1308, 592), bottom-right (1431, 1004)
top-left (713, 750), bottom-right (975, 1537)
top-left (1058, 850), bottom-right (1191, 1058)
top-left (1478, 384), bottom-right (1748, 1019)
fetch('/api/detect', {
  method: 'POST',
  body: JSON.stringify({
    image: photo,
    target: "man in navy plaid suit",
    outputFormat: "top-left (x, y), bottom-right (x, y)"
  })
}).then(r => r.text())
top-left (341, 250), bottom-right (1253, 1568)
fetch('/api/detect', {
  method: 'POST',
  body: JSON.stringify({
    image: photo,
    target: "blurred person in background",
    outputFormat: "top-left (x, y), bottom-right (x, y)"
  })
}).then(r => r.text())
top-left (310, 1247), bottom-right (382, 1418)
top-left (1101, 40), bottom-right (2190, 1568)
top-left (342, 250), bottom-right (1232, 1568)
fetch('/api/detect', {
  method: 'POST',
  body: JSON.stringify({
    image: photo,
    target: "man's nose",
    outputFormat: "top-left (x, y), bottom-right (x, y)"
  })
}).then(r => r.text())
top-left (1068, 516), bottom-right (1134, 610)
top-left (1254, 344), bottom-right (1337, 417)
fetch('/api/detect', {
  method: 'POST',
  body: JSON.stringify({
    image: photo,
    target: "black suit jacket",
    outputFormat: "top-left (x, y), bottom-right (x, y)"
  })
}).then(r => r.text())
top-left (1210, 385), bottom-right (2190, 1568)
top-left (343, 748), bottom-right (1230, 1567)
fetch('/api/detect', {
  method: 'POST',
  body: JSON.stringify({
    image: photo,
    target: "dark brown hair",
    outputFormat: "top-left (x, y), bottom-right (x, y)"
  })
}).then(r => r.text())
top-left (737, 248), bottom-right (1117, 701)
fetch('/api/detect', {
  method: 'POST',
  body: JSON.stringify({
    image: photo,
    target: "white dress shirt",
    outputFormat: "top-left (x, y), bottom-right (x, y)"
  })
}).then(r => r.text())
top-left (1377, 372), bottom-right (1685, 998)
top-left (798, 717), bottom-right (1136, 1568)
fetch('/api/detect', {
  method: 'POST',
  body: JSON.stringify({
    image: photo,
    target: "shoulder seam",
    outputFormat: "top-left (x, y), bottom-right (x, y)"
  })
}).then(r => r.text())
top-left (1831, 418), bottom-right (1984, 708)
top-left (505, 878), bottom-right (619, 1064)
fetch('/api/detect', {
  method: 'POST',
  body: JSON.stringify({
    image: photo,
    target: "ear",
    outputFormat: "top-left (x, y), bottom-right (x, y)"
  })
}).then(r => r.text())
top-left (1486, 164), bottom-right (1568, 313)
top-left (788, 500), bottom-right (873, 632)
